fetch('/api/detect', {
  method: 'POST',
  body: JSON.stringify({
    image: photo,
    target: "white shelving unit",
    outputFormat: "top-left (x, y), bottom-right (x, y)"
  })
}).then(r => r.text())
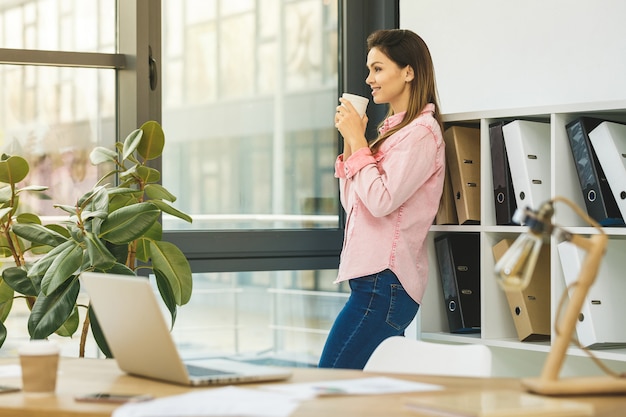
top-left (419, 100), bottom-right (626, 377)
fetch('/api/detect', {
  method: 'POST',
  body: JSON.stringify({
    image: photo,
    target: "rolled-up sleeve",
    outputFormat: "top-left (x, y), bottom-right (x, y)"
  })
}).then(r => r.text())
top-left (341, 148), bottom-right (377, 179)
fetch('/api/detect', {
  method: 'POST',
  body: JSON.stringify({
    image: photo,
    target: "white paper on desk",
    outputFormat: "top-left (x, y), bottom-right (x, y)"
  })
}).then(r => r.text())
top-left (112, 386), bottom-right (300, 417)
top-left (262, 376), bottom-right (443, 400)
top-left (0, 365), bottom-right (21, 378)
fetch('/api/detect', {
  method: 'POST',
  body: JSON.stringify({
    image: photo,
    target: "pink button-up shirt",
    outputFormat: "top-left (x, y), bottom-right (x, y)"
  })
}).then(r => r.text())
top-left (334, 103), bottom-right (445, 304)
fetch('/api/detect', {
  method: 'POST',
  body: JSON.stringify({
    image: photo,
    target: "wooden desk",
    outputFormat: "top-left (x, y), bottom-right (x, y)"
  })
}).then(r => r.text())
top-left (0, 357), bottom-right (624, 417)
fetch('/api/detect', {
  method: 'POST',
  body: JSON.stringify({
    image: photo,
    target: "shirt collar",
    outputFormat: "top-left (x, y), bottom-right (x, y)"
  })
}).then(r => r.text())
top-left (378, 103), bottom-right (436, 135)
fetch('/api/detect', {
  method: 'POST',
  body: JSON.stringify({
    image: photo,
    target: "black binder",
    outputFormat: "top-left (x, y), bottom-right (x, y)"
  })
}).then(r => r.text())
top-left (434, 233), bottom-right (480, 334)
top-left (489, 121), bottom-right (518, 225)
top-left (565, 117), bottom-right (624, 226)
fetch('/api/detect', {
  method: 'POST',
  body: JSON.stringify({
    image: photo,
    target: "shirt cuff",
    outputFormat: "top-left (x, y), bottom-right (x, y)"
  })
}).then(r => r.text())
top-left (342, 147), bottom-right (375, 179)
top-left (334, 154), bottom-right (346, 179)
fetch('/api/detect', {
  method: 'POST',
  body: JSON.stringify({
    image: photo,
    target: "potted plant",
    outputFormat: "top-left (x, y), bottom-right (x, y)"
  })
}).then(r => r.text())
top-left (0, 121), bottom-right (193, 357)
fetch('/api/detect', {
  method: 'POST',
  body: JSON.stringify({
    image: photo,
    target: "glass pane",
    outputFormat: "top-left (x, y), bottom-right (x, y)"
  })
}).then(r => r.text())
top-left (171, 270), bottom-right (347, 364)
top-left (0, 65), bottom-right (116, 216)
top-left (0, 269), bottom-right (346, 360)
top-left (0, 0), bottom-right (116, 53)
top-left (161, 0), bottom-right (339, 230)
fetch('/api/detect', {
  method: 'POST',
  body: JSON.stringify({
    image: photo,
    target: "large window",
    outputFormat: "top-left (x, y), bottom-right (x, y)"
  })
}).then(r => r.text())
top-left (161, 0), bottom-right (339, 231)
top-left (0, 0), bottom-right (398, 362)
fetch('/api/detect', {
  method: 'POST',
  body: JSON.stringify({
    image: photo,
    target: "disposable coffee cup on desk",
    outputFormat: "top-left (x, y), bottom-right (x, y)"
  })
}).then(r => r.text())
top-left (341, 93), bottom-right (369, 118)
top-left (19, 340), bottom-right (60, 394)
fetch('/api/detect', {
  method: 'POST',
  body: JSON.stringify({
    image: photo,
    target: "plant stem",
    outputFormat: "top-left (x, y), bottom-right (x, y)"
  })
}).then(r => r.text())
top-left (80, 310), bottom-right (91, 358)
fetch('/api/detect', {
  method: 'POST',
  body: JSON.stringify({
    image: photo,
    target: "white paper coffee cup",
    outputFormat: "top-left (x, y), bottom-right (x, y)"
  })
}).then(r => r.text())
top-left (19, 340), bottom-right (60, 394)
top-left (341, 93), bottom-right (369, 118)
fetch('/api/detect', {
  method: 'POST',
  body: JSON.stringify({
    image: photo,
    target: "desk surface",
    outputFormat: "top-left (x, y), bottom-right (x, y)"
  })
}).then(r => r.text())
top-left (0, 357), bottom-right (624, 417)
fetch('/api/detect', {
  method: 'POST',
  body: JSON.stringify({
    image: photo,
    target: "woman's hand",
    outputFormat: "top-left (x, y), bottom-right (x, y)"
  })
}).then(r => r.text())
top-left (335, 98), bottom-right (369, 155)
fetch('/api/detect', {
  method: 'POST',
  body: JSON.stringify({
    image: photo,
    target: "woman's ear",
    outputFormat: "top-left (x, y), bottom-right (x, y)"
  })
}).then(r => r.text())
top-left (405, 65), bottom-right (414, 83)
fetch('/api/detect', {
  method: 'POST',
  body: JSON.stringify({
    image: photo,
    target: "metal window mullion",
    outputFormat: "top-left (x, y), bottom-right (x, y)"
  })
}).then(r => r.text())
top-left (0, 48), bottom-right (126, 69)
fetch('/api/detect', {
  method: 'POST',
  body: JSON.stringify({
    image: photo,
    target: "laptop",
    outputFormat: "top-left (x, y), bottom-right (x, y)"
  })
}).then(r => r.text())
top-left (80, 271), bottom-right (292, 386)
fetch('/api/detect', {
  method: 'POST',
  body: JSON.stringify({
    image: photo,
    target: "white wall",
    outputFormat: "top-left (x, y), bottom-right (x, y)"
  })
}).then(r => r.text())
top-left (400, 0), bottom-right (626, 114)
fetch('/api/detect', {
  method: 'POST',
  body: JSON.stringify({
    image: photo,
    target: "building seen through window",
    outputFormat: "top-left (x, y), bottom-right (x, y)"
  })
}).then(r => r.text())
top-left (161, 0), bottom-right (340, 230)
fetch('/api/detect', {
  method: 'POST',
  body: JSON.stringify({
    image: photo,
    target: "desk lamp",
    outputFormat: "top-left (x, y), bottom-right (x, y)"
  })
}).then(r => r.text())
top-left (494, 196), bottom-right (626, 395)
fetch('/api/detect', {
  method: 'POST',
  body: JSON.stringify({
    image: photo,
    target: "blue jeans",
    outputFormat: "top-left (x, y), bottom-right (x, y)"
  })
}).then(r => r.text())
top-left (318, 269), bottom-right (419, 369)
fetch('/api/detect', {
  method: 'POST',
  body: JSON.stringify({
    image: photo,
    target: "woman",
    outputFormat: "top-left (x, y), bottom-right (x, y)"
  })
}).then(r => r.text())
top-left (318, 29), bottom-right (445, 369)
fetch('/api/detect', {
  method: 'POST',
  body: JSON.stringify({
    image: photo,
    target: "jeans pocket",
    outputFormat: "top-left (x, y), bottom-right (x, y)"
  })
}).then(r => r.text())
top-left (386, 284), bottom-right (418, 330)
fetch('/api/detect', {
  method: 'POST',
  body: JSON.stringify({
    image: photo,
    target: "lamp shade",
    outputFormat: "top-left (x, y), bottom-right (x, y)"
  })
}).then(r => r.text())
top-left (494, 231), bottom-right (544, 291)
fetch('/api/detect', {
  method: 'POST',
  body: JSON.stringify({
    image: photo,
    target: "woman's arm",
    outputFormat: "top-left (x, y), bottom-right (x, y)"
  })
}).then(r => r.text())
top-left (349, 125), bottom-right (442, 217)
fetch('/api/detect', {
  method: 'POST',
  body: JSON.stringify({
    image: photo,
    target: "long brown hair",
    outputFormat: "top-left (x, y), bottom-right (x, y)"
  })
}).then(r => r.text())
top-left (366, 29), bottom-right (443, 152)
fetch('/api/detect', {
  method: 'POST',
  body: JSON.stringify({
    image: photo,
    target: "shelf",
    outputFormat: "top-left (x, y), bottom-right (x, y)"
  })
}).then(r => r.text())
top-left (423, 101), bottom-right (626, 373)
top-left (442, 100), bottom-right (626, 124)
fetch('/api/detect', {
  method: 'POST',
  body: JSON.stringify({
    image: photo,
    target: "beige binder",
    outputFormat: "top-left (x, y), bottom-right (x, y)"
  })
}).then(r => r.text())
top-left (443, 126), bottom-right (481, 225)
top-left (435, 163), bottom-right (459, 225)
top-left (492, 238), bottom-right (551, 342)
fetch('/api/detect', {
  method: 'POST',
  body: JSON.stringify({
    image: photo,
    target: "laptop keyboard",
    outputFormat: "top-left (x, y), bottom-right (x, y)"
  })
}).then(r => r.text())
top-left (185, 364), bottom-right (235, 377)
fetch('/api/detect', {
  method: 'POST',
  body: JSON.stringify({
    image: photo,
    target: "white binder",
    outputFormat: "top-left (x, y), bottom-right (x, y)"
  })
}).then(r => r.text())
top-left (588, 121), bottom-right (626, 219)
top-left (557, 240), bottom-right (626, 348)
top-left (502, 120), bottom-right (551, 217)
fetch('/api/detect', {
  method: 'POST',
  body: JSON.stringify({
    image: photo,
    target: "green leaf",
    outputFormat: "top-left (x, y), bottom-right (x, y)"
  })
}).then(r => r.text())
top-left (0, 280), bottom-right (14, 321)
top-left (80, 209), bottom-right (109, 222)
top-left (89, 146), bottom-right (118, 165)
top-left (122, 129), bottom-right (143, 161)
top-left (2, 267), bottom-right (40, 296)
top-left (54, 305), bottom-right (79, 337)
top-left (145, 183), bottom-right (175, 202)
top-left (40, 242), bottom-right (84, 295)
top-left (16, 185), bottom-right (48, 194)
top-left (150, 200), bottom-right (193, 224)
top-left (136, 166), bottom-right (161, 183)
top-left (135, 223), bottom-right (162, 262)
top-left (119, 165), bottom-right (139, 183)
top-left (144, 220), bottom-right (163, 241)
top-left (99, 203), bottom-right (160, 245)
top-left (28, 278), bottom-right (80, 340)
top-left (16, 213), bottom-right (42, 224)
top-left (69, 225), bottom-right (85, 243)
top-left (27, 240), bottom-right (75, 280)
top-left (52, 204), bottom-right (78, 215)
top-left (0, 186), bottom-right (11, 204)
top-left (88, 306), bottom-right (113, 358)
top-left (99, 263), bottom-right (135, 275)
top-left (108, 187), bottom-right (143, 197)
top-left (0, 322), bottom-right (6, 349)
top-left (0, 207), bottom-right (12, 222)
top-left (78, 185), bottom-right (109, 210)
top-left (105, 243), bottom-right (129, 265)
top-left (11, 223), bottom-right (68, 247)
top-left (108, 190), bottom-right (143, 212)
top-left (138, 121), bottom-right (165, 160)
top-left (135, 237), bottom-right (151, 263)
top-left (0, 155), bottom-right (29, 184)
top-left (30, 245), bottom-right (53, 256)
top-left (150, 240), bottom-right (192, 305)
top-left (154, 270), bottom-right (177, 329)
top-left (84, 232), bottom-right (117, 268)
top-left (46, 224), bottom-right (71, 239)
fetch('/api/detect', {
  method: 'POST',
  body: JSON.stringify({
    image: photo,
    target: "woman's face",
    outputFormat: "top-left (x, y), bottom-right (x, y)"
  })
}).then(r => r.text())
top-left (365, 47), bottom-right (413, 113)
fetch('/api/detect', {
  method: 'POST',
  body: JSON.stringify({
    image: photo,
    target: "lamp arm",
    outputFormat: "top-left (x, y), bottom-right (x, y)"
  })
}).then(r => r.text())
top-left (538, 208), bottom-right (607, 383)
